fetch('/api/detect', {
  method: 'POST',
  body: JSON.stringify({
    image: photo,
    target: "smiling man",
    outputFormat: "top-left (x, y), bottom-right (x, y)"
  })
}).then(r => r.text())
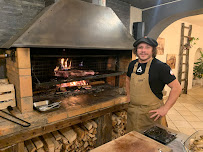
top-left (126, 36), bottom-right (182, 133)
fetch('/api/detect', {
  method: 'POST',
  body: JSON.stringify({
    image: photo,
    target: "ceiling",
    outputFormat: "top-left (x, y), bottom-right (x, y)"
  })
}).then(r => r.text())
top-left (121, 0), bottom-right (178, 9)
top-left (120, 0), bottom-right (203, 27)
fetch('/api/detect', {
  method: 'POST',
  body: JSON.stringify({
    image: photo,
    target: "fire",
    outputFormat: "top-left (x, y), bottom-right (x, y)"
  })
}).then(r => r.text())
top-left (57, 80), bottom-right (88, 88)
top-left (55, 58), bottom-right (72, 72)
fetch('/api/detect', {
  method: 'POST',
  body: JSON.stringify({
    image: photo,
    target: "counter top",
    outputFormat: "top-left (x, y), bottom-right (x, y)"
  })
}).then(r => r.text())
top-left (91, 125), bottom-right (188, 152)
top-left (0, 90), bottom-right (128, 149)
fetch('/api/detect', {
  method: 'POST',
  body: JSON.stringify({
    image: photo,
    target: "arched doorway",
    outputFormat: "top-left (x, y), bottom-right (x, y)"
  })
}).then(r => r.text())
top-left (147, 9), bottom-right (203, 39)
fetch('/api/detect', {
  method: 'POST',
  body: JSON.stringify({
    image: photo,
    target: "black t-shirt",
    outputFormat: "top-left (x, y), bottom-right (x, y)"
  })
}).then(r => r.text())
top-left (127, 58), bottom-right (176, 99)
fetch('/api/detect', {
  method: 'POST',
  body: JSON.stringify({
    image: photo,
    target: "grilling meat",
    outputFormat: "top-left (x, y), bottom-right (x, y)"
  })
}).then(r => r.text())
top-left (55, 69), bottom-right (95, 78)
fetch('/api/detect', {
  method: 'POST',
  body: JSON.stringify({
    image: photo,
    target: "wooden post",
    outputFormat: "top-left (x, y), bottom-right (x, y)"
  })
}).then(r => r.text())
top-left (95, 113), bottom-right (112, 147)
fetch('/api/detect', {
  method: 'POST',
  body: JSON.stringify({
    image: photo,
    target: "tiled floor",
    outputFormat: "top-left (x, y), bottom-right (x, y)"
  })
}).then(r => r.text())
top-left (166, 86), bottom-right (203, 136)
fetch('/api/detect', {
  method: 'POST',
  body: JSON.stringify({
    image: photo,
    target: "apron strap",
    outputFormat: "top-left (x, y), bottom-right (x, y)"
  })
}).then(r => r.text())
top-left (132, 58), bottom-right (153, 74)
top-left (145, 58), bottom-right (153, 74)
top-left (133, 61), bottom-right (139, 73)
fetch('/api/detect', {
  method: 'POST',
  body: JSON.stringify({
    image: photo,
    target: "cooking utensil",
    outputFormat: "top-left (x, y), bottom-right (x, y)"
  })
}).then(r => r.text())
top-left (0, 108), bottom-right (31, 127)
top-left (33, 100), bottom-right (61, 112)
top-left (143, 125), bottom-right (177, 145)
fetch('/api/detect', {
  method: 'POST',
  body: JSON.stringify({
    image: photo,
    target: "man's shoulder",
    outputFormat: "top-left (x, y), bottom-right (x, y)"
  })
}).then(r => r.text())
top-left (152, 58), bottom-right (165, 64)
top-left (151, 58), bottom-right (170, 70)
top-left (152, 58), bottom-right (168, 66)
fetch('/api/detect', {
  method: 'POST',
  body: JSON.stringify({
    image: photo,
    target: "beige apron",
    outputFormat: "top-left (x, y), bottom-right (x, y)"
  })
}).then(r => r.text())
top-left (126, 59), bottom-right (167, 133)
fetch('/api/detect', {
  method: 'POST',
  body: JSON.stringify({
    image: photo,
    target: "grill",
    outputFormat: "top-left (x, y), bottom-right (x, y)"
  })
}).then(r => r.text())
top-left (30, 48), bottom-right (131, 103)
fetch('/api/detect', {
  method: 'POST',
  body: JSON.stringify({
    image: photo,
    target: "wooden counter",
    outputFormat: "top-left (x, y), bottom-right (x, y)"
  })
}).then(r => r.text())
top-left (91, 131), bottom-right (172, 152)
top-left (0, 93), bottom-right (128, 150)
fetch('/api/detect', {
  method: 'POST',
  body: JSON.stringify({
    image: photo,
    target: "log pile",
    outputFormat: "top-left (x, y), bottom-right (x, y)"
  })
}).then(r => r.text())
top-left (112, 110), bottom-right (127, 140)
top-left (24, 120), bottom-right (98, 152)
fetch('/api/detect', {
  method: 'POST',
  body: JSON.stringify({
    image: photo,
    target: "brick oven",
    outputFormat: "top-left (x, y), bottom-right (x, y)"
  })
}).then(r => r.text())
top-left (2, 0), bottom-right (134, 114)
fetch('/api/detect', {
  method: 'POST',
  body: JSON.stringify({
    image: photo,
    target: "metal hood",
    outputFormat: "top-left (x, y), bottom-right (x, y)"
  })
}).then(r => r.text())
top-left (1, 0), bottom-right (134, 50)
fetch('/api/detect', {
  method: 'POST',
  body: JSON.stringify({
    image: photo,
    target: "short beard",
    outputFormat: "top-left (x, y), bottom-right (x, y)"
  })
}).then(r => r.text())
top-left (137, 54), bottom-right (153, 63)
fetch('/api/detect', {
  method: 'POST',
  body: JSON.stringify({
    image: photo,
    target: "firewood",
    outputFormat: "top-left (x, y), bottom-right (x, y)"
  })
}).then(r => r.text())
top-left (89, 128), bottom-right (94, 134)
top-left (82, 134), bottom-right (88, 142)
top-left (24, 140), bottom-right (36, 152)
top-left (83, 142), bottom-right (88, 148)
top-left (41, 133), bottom-right (55, 152)
top-left (36, 147), bottom-right (45, 152)
top-left (49, 133), bottom-right (62, 150)
top-left (24, 147), bottom-right (28, 152)
top-left (61, 135), bottom-right (69, 144)
top-left (92, 137), bottom-right (97, 141)
top-left (83, 121), bottom-right (92, 130)
top-left (59, 127), bottom-right (77, 143)
top-left (115, 111), bottom-right (126, 117)
top-left (73, 125), bottom-right (85, 140)
top-left (87, 133), bottom-right (95, 138)
top-left (51, 131), bottom-right (62, 141)
top-left (80, 140), bottom-right (84, 148)
top-left (31, 136), bottom-right (44, 149)
top-left (62, 142), bottom-right (71, 150)
top-left (92, 128), bottom-right (97, 135)
top-left (89, 120), bottom-right (97, 128)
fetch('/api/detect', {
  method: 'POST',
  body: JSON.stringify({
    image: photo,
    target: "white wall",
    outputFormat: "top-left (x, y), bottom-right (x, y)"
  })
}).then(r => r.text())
top-left (156, 20), bottom-right (203, 95)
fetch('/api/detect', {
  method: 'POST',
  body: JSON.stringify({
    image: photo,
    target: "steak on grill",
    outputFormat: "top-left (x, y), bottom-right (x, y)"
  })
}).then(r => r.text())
top-left (55, 69), bottom-right (95, 78)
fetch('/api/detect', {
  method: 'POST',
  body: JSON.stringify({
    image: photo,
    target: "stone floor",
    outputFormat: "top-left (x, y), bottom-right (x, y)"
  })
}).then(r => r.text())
top-left (166, 86), bottom-right (203, 136)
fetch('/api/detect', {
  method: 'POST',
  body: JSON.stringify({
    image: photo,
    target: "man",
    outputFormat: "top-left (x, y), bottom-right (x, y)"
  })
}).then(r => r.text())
top-left (126, 36), bottom-right (182, 133)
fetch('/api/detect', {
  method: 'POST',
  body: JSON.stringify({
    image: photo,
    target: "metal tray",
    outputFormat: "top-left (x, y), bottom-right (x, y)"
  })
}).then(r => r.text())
top-left (33, 100), bottom-right (61, 112)
top-left (183, 130), bottom-right (203, 152)
top-left (143, 125), bottom-right (177, 145)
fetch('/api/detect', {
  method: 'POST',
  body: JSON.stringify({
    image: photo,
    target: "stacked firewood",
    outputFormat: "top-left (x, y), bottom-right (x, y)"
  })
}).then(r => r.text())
top-left (112, 110), bottom-right (127, 140)
top-left (24, 120), bottom-right (98, 152)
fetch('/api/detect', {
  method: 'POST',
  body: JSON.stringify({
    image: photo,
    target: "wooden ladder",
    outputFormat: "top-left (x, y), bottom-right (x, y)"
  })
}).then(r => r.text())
top-left (178, 23), bottom-right (192, 94)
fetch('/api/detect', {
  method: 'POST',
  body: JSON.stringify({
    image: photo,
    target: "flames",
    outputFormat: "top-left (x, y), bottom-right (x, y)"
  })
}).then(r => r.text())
top-left (57, 80), bottom-right (88, 88)
top-left (55, 58), bottom-right (92, 91)
top-left (55, 58), bottom-right (72, 72)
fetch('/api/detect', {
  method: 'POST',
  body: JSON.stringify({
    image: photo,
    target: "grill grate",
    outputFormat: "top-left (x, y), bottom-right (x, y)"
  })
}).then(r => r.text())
top-left (31, 56), bottom-right (117, 84)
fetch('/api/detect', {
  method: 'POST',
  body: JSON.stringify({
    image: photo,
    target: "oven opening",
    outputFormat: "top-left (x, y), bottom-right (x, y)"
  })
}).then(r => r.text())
top-left (31, 48), bottom-right (131, 103)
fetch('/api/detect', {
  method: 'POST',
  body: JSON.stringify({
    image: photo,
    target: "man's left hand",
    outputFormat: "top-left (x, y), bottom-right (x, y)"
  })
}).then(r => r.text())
top-left (149, 106), bottom-right (168, 121)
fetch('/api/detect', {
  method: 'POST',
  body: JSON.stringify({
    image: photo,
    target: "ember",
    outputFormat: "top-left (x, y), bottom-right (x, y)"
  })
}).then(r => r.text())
top-left (57, 80), bottom-right (88, 88)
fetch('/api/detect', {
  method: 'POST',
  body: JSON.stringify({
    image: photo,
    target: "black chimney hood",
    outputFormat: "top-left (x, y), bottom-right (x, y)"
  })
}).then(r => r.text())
top-left (1, 0), bottom-right (134, 50)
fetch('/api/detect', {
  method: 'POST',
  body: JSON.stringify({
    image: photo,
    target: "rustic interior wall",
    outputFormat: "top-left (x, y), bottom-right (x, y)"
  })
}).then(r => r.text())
top-left (156, 20), bottom-right (203, 95)
top-left (0, 0), bottom-right (45, 47)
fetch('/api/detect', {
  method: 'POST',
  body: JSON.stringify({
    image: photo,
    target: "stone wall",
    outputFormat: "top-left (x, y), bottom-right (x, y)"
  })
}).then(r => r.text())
top-left (0, 0), bottom-right (45, 47)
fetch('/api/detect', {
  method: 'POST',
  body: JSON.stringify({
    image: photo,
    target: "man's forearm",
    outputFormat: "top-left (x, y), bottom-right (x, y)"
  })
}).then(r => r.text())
top-left (164, 79), bottom-right (182, 112)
